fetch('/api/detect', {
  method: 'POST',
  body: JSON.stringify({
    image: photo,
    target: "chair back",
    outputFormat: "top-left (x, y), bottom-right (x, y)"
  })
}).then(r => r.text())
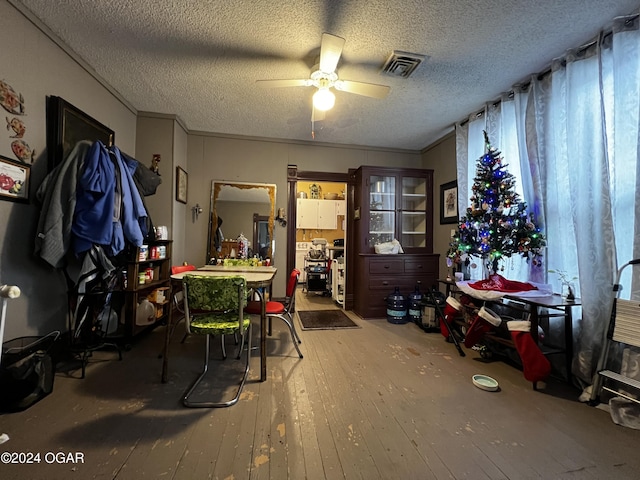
top-left (172, 264), bottom-right (196, 275)
top-left (286, 269), bottom-right (300, 297)
top-left (283, 269), bottom-right (300, 313)
top-left (182, 275), bottom-right (247, 334)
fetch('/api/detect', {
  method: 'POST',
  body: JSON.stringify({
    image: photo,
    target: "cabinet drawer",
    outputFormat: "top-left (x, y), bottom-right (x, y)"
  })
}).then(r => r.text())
top-left (405, 259), bottom-right (437, 274)
top-left (368, 277), bottom-right (416, 291)
top-left (368, 258), bottom-right (404, 274)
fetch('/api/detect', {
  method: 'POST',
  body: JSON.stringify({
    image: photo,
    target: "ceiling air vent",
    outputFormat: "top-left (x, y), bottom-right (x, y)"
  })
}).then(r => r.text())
top-left (381, 51), bottom-right (426, 78)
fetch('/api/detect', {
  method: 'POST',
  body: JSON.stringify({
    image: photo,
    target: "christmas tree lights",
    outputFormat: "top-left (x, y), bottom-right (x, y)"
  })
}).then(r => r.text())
top-left (448, 131), bottom-right (545, 276)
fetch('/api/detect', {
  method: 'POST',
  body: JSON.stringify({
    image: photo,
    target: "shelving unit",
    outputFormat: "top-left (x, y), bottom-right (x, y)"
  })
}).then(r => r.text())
top-left (122, 240), bottom-right (173, 338)
top-left (355, 166), bottom-right (433, 253)
top-left (352, 166), bottom-right (439, 318)
top-left (304, 256), bottom-right (329, 295)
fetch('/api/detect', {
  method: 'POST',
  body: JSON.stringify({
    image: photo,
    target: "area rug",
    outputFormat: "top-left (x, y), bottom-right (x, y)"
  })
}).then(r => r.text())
top-left (297, 310), bottom-right (360, 330)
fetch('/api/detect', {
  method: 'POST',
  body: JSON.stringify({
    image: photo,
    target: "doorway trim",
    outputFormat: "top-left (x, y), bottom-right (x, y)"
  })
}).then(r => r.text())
top-left (287, 165), bottom-right (354, 310)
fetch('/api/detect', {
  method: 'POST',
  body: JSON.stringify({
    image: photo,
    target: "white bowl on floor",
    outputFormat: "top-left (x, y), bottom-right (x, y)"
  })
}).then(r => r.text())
top-left (472, 374), bottom-right (499, 391)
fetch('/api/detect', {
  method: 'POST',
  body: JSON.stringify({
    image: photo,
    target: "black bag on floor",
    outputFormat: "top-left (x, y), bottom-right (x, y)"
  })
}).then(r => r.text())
top-left (0, 332), bottom-right (58, 412)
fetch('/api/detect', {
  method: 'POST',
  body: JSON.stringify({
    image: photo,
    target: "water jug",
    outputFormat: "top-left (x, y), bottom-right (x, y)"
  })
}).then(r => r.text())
top-left (408, 283), bottom-right (423, 324)
top-left (386, 287), bottom-right (408, 324)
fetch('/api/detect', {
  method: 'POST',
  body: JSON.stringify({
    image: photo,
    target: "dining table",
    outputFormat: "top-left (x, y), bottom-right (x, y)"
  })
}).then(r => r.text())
top-left (162, 265), bottom-right (277, 383)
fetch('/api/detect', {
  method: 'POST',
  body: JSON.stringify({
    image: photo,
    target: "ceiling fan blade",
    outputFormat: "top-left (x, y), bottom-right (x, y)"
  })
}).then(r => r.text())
top-left (334, 80), bottom-right (390, 99)
top-left (256, 79), bottom-right (310, 88)
top-left (319, 33), bottom-right (345, 73)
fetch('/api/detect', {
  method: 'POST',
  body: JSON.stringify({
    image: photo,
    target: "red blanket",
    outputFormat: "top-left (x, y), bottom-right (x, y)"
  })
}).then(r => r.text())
top-left (468, 274), bottom-right (537, 293)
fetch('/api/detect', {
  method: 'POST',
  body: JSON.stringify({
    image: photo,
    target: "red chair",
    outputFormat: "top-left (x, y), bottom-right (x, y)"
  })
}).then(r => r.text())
top-left (244, 269), bottom-right (303, 358)
top-left (170, 265), bottom-right (196, 320)
top-left (171, 264), bottom-right (197, 275)
top-left (169, 265), bottom-right (197, 344)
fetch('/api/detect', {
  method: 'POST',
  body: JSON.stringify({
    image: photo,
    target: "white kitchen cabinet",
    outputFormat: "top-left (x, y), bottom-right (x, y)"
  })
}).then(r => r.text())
top-left (297, 199), bottom-right (337, 230)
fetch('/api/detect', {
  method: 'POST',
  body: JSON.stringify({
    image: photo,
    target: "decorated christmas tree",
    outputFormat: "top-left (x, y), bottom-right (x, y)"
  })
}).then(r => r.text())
top-left (448, 131), bottom-right (545, 276)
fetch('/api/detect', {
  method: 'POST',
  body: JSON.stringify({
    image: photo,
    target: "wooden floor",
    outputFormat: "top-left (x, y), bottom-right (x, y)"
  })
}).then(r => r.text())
top-left (2, 287), bottom-right (640, 480)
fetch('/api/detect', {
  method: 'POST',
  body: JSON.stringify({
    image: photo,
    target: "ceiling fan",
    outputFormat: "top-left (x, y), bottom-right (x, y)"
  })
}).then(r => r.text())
top-left (256, 33), bottom-right (391, 136)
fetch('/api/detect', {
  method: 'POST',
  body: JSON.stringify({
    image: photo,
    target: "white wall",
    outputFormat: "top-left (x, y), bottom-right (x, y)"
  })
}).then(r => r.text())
top-left (0, 1), bottom-right (136, 339)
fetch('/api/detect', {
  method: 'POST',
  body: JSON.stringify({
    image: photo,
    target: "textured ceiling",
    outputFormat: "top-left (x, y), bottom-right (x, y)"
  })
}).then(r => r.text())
top-left (12, 0), bottom-right (640, 150)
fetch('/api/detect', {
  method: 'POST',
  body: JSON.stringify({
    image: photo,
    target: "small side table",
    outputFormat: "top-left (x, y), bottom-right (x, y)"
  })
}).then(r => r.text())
top-left (437, 278), bottom-right (461, 298)
top-left (503, 293), bottom-right (580, 383)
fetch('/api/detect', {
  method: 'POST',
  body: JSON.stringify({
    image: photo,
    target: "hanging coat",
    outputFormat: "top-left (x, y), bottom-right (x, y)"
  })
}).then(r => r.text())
top-left (72, 141), bottom-right (147, 257)
top-left (117, 148), bottom-right (149, 245)
top-left (34, 140), bottom-right (93, 268)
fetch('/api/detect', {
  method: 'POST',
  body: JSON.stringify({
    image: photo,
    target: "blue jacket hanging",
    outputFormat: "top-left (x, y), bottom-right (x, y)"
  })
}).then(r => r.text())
top-left (117, 147), bottom-right (149, 246)
top-left (72, 141), bottom-right (147, 256)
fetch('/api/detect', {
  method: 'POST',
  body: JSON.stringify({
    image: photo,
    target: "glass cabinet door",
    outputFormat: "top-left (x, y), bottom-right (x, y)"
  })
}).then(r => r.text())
top-left (368, 175), bottom-right (395, 247)
top-left (401, 176), bottom-right (427, 248)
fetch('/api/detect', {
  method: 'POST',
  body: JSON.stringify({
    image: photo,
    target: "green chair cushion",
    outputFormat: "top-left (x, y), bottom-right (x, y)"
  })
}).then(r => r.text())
top-left (189, 313), bottom-right (251, 335)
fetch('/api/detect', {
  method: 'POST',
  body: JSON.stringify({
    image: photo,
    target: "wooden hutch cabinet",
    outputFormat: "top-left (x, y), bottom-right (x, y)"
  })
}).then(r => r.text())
top-left (352, 166), bottom-right (439, 318)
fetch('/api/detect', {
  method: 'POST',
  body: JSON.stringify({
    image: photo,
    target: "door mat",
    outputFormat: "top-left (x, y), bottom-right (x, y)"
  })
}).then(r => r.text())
top-left (297, 310), bottom-right (360, 330)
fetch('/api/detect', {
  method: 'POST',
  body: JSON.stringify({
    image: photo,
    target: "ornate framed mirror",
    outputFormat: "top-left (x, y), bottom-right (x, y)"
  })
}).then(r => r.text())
top-left (207, 181), bottom-right (276, 262)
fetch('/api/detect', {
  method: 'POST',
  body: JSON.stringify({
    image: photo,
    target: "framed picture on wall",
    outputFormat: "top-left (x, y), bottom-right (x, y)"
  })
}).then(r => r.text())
top-left (0, 155), bottom-right (30, 203)
top-left (440, 180), bottom-right (458, 224)
top-left (176, 166), bottom-right (188, 204)
top-left (46, 96), bottom-right (115, 172)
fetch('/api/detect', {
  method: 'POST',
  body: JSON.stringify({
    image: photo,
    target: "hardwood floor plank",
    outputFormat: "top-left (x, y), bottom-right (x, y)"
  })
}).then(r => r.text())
top-left (278, 355), bottom-right (309, 480)
top-left (290, 352), bottom-right (326, 480)
top-left (298, 334), bottom-right (349, 478)
top-left (249, 352), bottom-right (274, 480)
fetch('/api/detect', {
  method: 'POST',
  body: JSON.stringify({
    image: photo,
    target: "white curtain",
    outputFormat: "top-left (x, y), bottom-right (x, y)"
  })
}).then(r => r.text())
top-left (545, 41), bottom-right (617, 384)
top-left (607, 15), bottom-right (640, 300)
top-left (455, 12), bottom-right (640, 385)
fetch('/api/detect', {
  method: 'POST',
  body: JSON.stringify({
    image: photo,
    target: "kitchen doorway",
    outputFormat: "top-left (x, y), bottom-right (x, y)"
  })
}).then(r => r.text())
top-left (286, 166), bottom-right (353, 311)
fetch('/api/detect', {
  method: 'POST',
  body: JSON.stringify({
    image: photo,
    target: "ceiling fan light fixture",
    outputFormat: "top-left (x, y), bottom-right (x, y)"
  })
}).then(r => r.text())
top-left (313, 88), bottom-right (335, 111)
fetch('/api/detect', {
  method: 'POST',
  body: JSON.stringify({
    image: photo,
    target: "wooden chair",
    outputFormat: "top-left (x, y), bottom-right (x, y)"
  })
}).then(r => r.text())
top-left (181, 274), bottom-right (251, 408)
top-left (244, 268), bottom-right (303, 358)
